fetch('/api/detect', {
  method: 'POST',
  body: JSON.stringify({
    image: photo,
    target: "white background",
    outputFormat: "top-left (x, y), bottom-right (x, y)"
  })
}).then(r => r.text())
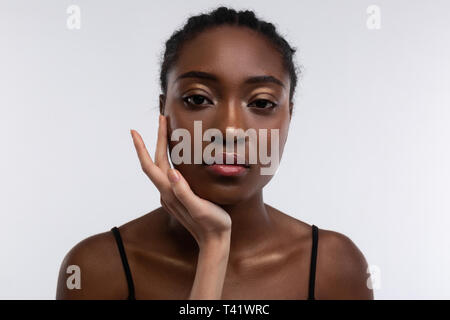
top-left (1, 0), bottom-right (449, 299)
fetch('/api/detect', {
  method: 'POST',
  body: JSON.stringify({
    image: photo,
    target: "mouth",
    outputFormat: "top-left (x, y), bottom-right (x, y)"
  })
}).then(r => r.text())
top-left (203, 152), bottom-right (250, 177)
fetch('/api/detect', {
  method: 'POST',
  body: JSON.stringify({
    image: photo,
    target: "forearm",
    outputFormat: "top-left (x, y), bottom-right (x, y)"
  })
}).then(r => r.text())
top-left (188, 233), bottom-right (231, 300)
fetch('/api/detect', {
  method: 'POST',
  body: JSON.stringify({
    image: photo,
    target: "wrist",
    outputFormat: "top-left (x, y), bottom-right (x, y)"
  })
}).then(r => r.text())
top-left (198, 231), bottom-right (231, 252)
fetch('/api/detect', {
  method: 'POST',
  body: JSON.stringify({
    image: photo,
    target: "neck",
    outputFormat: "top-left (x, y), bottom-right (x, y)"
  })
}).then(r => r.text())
top-left (219, 191), bottom-right (274, 258)
top-left (166, 190), bottom-right (277, 264)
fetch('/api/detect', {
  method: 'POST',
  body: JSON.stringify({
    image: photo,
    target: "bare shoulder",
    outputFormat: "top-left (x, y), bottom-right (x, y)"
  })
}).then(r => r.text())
top-left (55, 208), bottom-right (165, 300)
top-left (55, 228), bottom-right (128, 299)
top-left (265, 205), bottom-right (373, 299)
top-left (315, 227), bottom-right (374, 299)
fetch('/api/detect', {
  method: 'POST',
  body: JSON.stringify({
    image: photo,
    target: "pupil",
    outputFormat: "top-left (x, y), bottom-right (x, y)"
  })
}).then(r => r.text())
top-left (193, 96), bottom-right (204, 104)
top-left (256, 100), bottom-right (267, 108)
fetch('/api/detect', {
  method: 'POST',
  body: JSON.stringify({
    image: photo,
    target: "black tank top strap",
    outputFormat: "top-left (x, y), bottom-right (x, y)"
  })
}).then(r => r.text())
top-left (308, 224), bottom-right (319, 300)
top-left (111, 226), bottom-right (136, 300)
top-left (110, 225), bottom-right (317, 300)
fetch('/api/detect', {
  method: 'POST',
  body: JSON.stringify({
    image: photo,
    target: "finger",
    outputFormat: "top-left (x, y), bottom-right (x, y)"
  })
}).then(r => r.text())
top-left (130, 129), bottom-right (169, 191)
top-left (167, 168), bottom-right (203, 214)
top-left (154, 115), bottom-right (171, 174)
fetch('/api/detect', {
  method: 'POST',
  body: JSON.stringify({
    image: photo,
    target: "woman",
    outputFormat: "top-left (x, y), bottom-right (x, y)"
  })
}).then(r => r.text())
top-left (56, 6), bottom-right (374, 300)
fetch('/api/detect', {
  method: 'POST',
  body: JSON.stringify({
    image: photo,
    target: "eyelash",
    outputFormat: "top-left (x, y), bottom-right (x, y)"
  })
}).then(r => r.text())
top-left (182, 94), bottom-right (278, 109)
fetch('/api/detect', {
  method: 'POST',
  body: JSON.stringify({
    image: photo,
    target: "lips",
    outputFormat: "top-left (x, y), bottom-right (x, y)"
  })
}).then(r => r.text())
top-left (204, 152), bottom-right (250, 176)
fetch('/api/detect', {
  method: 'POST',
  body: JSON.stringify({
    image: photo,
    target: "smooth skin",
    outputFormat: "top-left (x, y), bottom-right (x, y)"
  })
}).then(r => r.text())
top-left (56, 25), bottom-right (374, 300)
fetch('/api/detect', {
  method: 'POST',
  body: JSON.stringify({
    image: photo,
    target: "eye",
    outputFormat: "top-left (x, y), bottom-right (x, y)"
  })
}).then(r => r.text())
top-left (248, 99), bottom-right (278, 109)
top-left (182, 94), bottom-right (213, 107)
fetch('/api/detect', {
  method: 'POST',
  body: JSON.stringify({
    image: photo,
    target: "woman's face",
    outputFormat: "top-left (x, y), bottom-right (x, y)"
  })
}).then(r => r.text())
top-left (161, 25), bottom-right (292, 205)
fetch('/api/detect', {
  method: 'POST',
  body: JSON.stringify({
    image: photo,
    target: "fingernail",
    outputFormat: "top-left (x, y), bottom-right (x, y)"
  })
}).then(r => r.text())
top-left (168, 168), bottom-right (179, 183)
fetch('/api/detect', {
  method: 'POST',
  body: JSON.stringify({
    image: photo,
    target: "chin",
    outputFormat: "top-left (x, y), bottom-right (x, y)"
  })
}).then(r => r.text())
top-left (176, 164), bottom-right (271, 205)
top-left (192, 183), bottom-right (254, 206)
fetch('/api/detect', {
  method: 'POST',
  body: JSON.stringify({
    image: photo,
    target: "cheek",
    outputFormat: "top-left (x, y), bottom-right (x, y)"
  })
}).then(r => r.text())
top-left (277, 108), bottom-right (291, 153)
top-left (164, 94), bottom-right (192, 130)
top-left (262, 114), bottom-right (290, 160)
top-left (278, 120), bottom-right (290, 157)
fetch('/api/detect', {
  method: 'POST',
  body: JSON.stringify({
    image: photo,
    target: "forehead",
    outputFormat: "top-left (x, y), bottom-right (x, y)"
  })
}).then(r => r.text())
top-left (167, 25), bottom-right (289, 88)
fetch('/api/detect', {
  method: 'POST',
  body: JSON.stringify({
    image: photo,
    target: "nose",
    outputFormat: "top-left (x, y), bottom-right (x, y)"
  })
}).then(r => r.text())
top-left (212, 98), bottom-right (247, 145)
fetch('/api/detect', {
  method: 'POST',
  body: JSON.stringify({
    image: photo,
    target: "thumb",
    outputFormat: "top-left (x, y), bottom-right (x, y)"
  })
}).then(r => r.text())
top-left (167, 168), bottom-right (202, 212)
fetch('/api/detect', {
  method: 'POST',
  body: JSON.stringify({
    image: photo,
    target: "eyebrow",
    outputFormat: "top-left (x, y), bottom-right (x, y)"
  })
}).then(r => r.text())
top-left (175, 70), bottom-right (286, 88)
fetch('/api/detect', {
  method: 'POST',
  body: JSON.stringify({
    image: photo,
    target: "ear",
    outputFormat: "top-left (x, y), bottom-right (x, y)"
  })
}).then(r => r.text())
top-left (159, 94), bottom-right (166, 115)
